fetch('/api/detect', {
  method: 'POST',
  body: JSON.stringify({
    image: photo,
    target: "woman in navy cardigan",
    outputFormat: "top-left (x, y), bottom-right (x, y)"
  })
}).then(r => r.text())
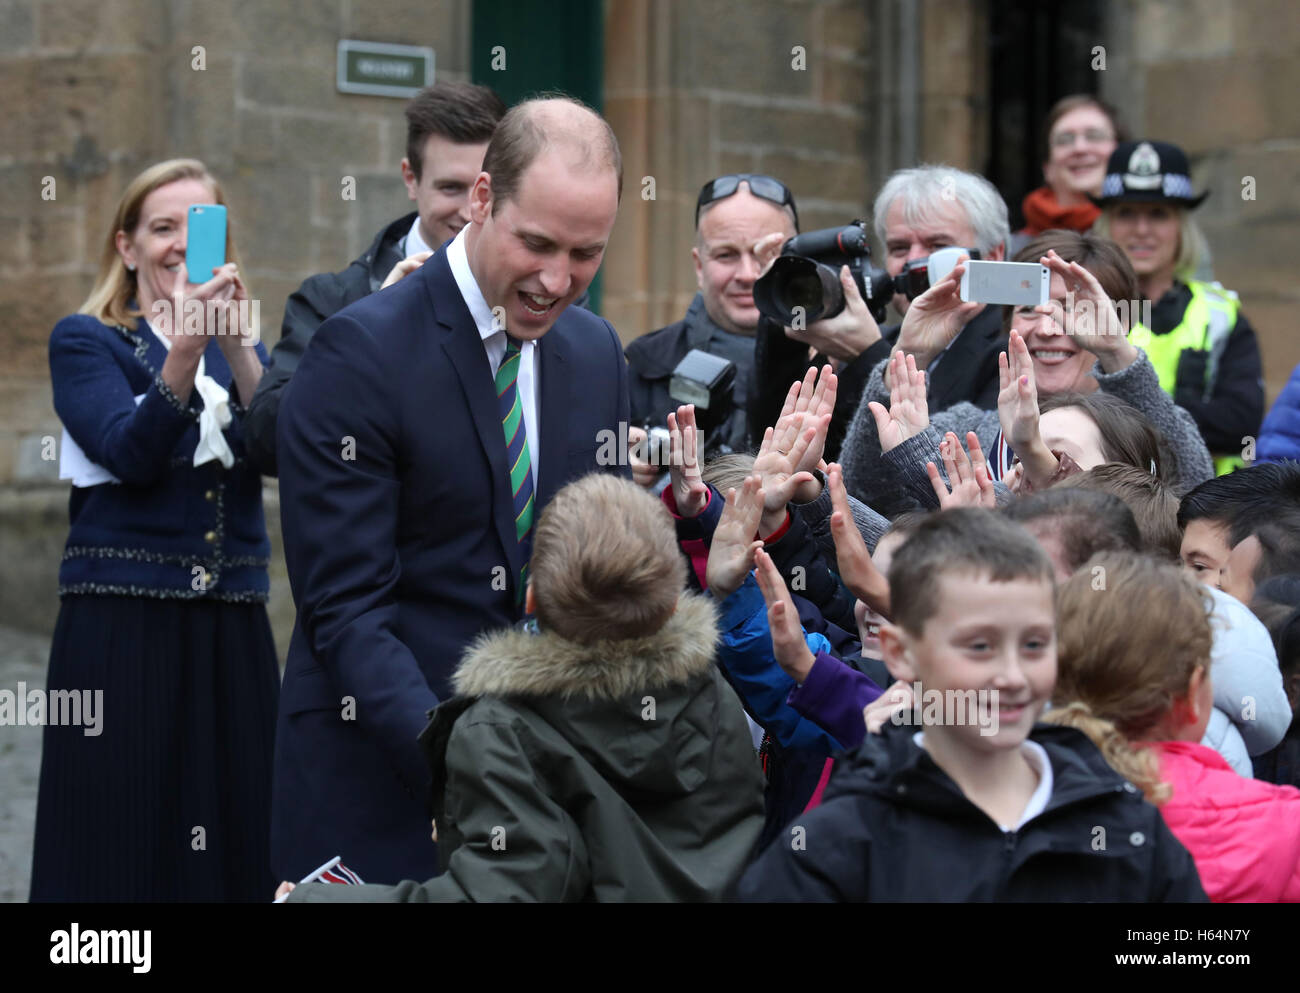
top-left (30, 159), bottom-right (279, 902)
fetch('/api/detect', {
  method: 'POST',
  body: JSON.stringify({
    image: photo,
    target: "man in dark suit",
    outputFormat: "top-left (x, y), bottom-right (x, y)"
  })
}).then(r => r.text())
top-left (271, 97), bottom-right (629, 885)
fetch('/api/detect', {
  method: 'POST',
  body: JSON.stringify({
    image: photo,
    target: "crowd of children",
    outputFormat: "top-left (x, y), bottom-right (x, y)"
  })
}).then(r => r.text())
top-left (283, 259), bottom-right (1300, 903)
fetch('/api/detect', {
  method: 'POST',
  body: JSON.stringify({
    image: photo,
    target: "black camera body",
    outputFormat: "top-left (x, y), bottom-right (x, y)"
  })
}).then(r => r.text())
top-left (753, 221), bottom-right (981, 329)
top-left (754, 221), bottom-right (893, 326)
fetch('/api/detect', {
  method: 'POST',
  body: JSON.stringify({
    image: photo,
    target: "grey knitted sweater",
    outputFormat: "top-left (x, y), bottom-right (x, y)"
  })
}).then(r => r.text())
top-left (838, 349), bottom-right (1215, 516)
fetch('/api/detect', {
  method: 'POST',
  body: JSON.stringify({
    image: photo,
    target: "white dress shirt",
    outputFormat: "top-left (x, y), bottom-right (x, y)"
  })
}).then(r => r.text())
top-left (404, 215), bottom-right (433, 259)
top-left (446, 227), bottom-right (539, 488)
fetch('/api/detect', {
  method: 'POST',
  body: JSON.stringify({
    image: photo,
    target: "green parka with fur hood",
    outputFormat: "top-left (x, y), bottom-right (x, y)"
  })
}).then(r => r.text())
top-left (287, 593), bottom-right (765, 903)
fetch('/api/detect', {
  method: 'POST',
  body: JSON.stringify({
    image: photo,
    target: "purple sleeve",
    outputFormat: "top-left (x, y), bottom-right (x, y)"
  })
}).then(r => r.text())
top-left (787, 652), bottom-right (884, 749)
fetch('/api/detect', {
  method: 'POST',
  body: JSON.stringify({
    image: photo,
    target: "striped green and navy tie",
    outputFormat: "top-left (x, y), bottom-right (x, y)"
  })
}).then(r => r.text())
top-left (496, 335), bottom-right (534, 603)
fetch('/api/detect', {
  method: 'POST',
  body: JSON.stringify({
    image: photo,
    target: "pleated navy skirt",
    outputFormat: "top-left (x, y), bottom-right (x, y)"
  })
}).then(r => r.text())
top-left (29, 595), bottom-right (280, 902)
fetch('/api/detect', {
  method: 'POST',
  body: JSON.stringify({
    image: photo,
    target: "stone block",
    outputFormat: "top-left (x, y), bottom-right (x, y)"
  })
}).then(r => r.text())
top-left (35, 0), bottom-right (167, 53)
top-left (350, 173), bottom-right (413, 253)
top-left (233, 107), bottom-right (278, 166)
top-left (277, 114), bottom-right (383, 171)
top-left (673, 0), bottom-right (817, 101)
top-left (821, 57), bottom-right (867, 108)
top-left (1144, 56), bottom-right (1299, 155)
top-left (0, 0), bottom-right (34, 54)
top-left (168, 52), bottom-right (237, 170)
top-left (0, 216), bottom-right (30, 272)
top-left (1232, 0), bottom-right (1300, 57)
top-left (921, 0), bottom-right (978, 97)
top-left (1194, 148), bottom-right (1300, 228)
top-left (0, 377), bottom-right (56, 434)
top-left (919, 96), bottom-right (976, 170)
top-left (15, 434), bottom-right (60, 483)
top-left (23, 55), bottom-right (158, 162)
top-left (221, 166), bottom-right (313, 274)
top-left (1133, 0), bottom-right (1235, 63)
top-left (29, 207), bottom-right (83, 271)
top-left (0, 274), bottom-right (92, 377)
top-left (171, 0), bottom-right (343, 64)
top-left (341, 0), bottom-right (467, 74)
top-left (718, 101), bottom-right (866, 160)
top-left (822, 0), bottom-right (869, 54)
top-left (758, 150), bottom-right (869, 213)
top-left (605, 0), bottom-right (650, 95)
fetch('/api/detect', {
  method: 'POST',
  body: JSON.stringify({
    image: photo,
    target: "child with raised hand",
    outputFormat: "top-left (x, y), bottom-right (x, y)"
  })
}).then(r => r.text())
top-left (281, 474), bottom-right (765, 903)
top-left (1049, 552), bottom-right (1300, 902)
top-left (735, 508), bottom-right (1206, 902)
top-left (705, 474), bottom-right (842, 755)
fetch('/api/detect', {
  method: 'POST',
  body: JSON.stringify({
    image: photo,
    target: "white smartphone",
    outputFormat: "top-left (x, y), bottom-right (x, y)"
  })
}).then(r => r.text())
top-left (959, 260), bottom-right (1050, 306)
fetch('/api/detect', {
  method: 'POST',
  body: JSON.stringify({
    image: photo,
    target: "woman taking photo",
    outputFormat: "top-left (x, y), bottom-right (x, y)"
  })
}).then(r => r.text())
top-left (1092, 139), bottom-right (1265, 475)
top-left (30, 159), bottom-right (278, 902)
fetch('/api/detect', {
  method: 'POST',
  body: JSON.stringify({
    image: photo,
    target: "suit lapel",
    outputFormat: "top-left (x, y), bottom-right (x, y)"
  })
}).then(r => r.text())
top-left (535, 322), bottom-right (571, 512)
top-left (428, 253), bottom-right (523, 588)
top-left (929, 305), bottom-right (1000, 409)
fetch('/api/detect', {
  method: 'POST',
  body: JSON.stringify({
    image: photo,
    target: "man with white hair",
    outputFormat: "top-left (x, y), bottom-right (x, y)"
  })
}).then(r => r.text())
top-left (871, 165), bottom-right (1009, 409)
top-left (754, 164), bottom-right (1010, 458)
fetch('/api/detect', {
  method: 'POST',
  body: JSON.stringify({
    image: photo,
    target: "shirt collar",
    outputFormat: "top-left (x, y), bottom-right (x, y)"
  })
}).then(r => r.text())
top-left (405, 215), bottom-right (433, 259)
top-left (446, 227), bottom-right (503, 344)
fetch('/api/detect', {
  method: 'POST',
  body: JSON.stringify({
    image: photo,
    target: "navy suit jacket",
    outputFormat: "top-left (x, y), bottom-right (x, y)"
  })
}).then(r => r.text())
top-left (271, 248), bottom-right (630, 883)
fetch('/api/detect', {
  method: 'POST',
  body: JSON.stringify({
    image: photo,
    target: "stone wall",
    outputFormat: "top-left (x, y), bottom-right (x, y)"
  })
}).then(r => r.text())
top-left (1103, 0), bottom-right (1300, 402)
top-left (601, 0), bottom-right (878, 343)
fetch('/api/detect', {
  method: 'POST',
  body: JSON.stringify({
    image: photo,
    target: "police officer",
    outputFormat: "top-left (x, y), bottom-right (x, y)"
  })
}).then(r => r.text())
top-left (1093, 140), bottom-right (1264, 475)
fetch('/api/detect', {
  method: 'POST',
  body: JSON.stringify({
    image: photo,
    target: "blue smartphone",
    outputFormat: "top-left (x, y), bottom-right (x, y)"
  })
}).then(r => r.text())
top-left (185, 204), bottom-right (227, 282)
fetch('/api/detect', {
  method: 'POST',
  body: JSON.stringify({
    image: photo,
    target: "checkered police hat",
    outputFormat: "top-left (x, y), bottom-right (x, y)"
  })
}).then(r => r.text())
top-left (1089, 140), bottom-right (1209, 209)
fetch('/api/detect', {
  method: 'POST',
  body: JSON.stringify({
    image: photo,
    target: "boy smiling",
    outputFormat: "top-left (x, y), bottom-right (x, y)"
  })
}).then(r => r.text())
top-left (736, 508), bottom-right (1206, 902)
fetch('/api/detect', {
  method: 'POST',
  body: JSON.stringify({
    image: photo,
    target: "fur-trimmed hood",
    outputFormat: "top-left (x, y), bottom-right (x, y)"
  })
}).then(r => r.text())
top-left (452, 592), bottom-right (719, 702)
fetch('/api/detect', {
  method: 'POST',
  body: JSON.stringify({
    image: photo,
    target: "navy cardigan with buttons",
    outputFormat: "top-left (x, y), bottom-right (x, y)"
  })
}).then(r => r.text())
top-left (49, 314), bottom-right (271, 601)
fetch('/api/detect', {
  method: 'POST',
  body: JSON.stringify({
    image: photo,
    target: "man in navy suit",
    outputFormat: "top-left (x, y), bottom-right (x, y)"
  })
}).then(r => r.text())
top-left (271, 97), bottom-right (629, 884)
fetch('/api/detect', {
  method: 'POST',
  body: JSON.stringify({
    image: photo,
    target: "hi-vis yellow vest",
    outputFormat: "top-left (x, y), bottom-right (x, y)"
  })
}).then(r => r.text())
top-left (1127, 280), bottom-right (1242, 475)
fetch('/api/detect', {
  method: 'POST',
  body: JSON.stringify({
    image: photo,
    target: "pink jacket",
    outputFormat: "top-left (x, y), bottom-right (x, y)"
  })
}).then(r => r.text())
top-left (1155, 740), bottom-right (1300, 902)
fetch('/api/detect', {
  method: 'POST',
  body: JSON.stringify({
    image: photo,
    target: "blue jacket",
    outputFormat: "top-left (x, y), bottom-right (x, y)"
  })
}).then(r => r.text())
top-left (715, 575), bottom-right (842, 753)
top-left (48, 314), bottom-right (271, 600)
top-left (1257, 362), bottom-right (1300, 464)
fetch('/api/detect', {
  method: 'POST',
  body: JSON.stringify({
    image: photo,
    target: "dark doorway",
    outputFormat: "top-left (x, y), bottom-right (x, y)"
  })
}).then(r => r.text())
top-left (986, 0), bottom-right (1110, 230)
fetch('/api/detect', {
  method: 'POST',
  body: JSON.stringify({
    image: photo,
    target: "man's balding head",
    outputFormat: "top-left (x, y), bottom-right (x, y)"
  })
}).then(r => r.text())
top-left (479, 96), bottom-right (623, 215)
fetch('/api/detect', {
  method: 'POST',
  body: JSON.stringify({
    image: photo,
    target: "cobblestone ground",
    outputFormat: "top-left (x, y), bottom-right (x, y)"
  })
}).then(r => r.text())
top-left (0, 625), bottom-right (50, 903)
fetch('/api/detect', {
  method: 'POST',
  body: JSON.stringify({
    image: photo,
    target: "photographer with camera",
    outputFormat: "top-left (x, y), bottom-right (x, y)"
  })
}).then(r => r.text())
top-left (753, 165), bottom-right (1010, 460)
top-left (626, 175), bottom-right (800, 482)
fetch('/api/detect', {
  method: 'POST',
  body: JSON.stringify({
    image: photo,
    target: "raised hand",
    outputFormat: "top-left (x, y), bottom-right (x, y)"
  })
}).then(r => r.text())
top-left (998, 330), bottom-right (1057, 488)
top-left (381, 250), bottom-right (433, 290)
top-left (667, 405), bottom-right (708, 517)
top-left (753, 547), bottom-right (816, 684)
top-left (927, 431), bottom-right (996, 509)
top-left (705, 475), bottom-right (765, 600)
top-left (1040, 249), bottom-right (1140, 374)
top-left (868, 350), bottom-right (929, 454)
top-left (826, 463), bottom-right (890, 618)
top-left (863, 681), bottom-right (916, 735)
top-left (891, 255), bottom-right (980, 372)
top-left (753, 418), bottom-right (820, 531)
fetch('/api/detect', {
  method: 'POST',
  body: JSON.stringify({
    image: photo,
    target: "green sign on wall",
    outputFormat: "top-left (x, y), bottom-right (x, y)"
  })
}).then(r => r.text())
top-left (337, 41), bottom-right (434, 98)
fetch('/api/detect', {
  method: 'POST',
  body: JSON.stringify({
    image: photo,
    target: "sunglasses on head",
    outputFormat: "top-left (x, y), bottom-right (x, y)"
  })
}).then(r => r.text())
top-left (695, 174), bottom-right (799, 229)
